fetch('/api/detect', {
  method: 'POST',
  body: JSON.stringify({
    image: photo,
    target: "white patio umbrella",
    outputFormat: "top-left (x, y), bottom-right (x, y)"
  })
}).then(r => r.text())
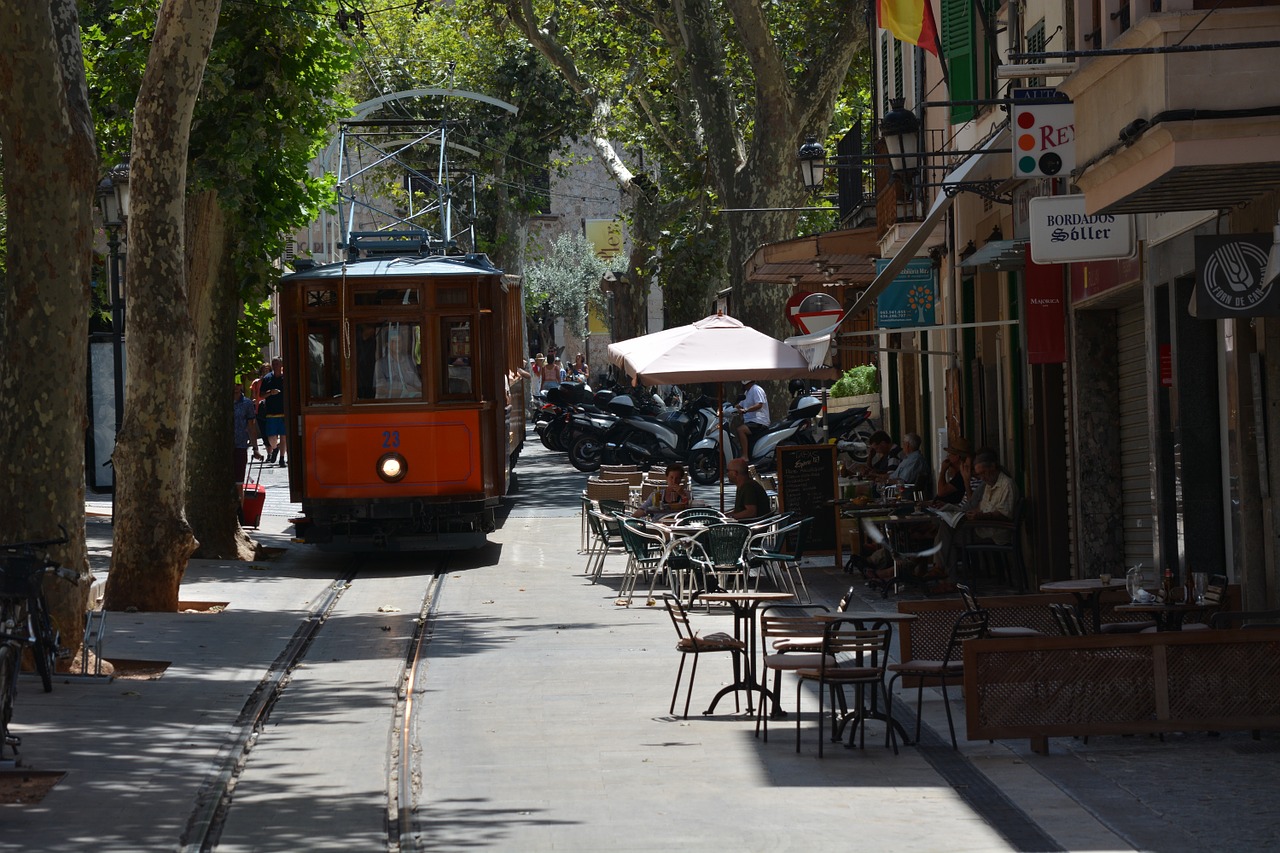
top-left (607, 312), bottom-right (834, 507)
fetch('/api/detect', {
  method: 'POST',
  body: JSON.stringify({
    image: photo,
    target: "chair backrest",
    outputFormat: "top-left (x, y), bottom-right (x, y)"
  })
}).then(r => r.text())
top-left (587, 478), bottom-right (632, 503)
top-left (692, 523), bottom-right (753, 568)
top-left (618, 470), bottom-right (647, 487)
top-left (663, 594), bottom-right (696, 643)
top-left (760, 609), bottom-right (828, 647)
top-left (675, 507), bottom-right (726, 523)
top-left (601, 464), bottom-right (640, 476)
top-left (821, 618), bottom-right (893, 674)
top-left (956, 584), bottom-right (981, 613)
top-left (837, 585), bottom-right (857, 612)
top-left (1202, 574), bottom-right (1229, 606)
top-left (786, 516), bottom-right (813, 560)
top-left (942, 610), bottom-right (989, 662)
top-left (618, 517), bottom-right (666, 563)
top-left (1048, 602), bottom-right (1085, 636)
top-left (598, 499), bottom-right (626, 516)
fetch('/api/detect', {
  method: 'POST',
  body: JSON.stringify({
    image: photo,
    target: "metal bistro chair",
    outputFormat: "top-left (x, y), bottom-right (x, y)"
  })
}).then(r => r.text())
top-left (617, 517), bottom-right (669, 605)
top-left (887, 609), bottom-right (989, 749)
top-left (749, 516), bottom-right (813, 603)
top-left (961, 500), bottom-right (1027, 592)
top-left (754, 606), bottom-right (831, 741)
top-left (689, 523), bottom-right (753, 594)
top-left (795, 618), bottom-right (896, 757)
top-left (584, 508), bottom-right (625, 582)
top-left (662, 594), bottom-right (745, 719)
top-left (673, 507), bottom-right (727, 524)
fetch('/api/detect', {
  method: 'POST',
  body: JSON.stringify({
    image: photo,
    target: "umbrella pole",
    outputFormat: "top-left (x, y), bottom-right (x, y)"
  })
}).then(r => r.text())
top-left (718, 385), bottom-right (725, 512)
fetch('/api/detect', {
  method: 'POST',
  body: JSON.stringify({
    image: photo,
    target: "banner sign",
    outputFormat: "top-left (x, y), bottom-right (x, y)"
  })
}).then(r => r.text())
top-left (875, 258), bottom-right (937, 328)
top-left (1194, 234), bottom-right (1280, 318)
top-left (1029, 195), bottom-right (1135, 263)
top-left (1024, 249), bottom-right (1065, 364)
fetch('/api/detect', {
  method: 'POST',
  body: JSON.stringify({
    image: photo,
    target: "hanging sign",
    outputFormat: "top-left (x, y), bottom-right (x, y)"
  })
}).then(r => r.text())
top-left (874, 257), bottom-right (937, 328)
top-left (1194, 234), bottom-right (1280, 318)
top-left (1024, 249), bottom-right (1065, 364)
top-left (1029, 195), bottom-right (1135, 263)
top-left (1012, 95), bottom-right (1074, 178)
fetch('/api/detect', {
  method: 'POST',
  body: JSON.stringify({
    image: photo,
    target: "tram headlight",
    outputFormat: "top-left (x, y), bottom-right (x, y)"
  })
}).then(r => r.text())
top-left (377, 452), bottom-right (408, 483)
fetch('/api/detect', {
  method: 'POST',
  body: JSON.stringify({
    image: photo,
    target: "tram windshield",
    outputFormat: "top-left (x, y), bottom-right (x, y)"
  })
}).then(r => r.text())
top-left (355, 321), bottom-right (423, 400)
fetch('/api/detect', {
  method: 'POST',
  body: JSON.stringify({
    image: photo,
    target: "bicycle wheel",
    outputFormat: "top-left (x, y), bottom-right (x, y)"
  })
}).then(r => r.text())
top-left (28, 597), bottom-right (56, 693)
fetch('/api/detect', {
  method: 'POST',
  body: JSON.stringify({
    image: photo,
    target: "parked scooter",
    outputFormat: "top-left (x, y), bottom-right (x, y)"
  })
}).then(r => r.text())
top-left (687, 394), bottom-right (825, 484)
top-left (824, 403), bottom-right (876, 464)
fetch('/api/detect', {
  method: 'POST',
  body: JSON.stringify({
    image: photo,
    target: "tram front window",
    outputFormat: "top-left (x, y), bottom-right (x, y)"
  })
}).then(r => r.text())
top-left (305, 322), bottom-right (342, 403)
top-left (356, 322), bottom-right (423, 400)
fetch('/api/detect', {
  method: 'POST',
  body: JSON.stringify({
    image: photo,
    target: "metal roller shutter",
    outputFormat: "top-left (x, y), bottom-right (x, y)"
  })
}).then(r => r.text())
top-left (1117, 301), bottom-right (1153, 567)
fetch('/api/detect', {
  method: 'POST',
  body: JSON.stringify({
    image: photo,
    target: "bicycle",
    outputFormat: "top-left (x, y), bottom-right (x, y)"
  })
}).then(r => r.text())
top-left (0, 528), bottom-right (78, 760)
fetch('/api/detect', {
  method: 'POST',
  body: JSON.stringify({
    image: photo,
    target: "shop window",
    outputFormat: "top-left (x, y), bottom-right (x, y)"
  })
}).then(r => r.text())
top-left (355, 321), bottom-right (423, 400)
top-left (305, 321), bottom-right (343, 403)
top-left (442, 318), bottom-right (473, 398)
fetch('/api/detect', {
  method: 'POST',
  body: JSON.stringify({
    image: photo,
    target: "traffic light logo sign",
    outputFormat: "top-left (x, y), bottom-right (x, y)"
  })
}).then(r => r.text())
top-left (1013, 102), bottom-right (1074, 178)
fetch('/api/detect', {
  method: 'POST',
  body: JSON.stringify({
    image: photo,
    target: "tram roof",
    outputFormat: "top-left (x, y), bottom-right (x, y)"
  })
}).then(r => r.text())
top-left (281, 252), bottom-right (502, 282)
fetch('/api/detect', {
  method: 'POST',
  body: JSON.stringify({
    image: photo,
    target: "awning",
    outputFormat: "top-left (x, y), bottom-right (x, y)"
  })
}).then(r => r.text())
top-left (786, 125), bottom-right (1011, 369)
top-left (742, 225), bottom-right (879, 287)
top-left (961, 238), bottom-right (1028, 271)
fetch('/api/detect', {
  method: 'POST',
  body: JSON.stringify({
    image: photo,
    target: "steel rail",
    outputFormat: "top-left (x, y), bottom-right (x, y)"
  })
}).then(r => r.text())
top-left (393, 569), bottom-right (447, 851)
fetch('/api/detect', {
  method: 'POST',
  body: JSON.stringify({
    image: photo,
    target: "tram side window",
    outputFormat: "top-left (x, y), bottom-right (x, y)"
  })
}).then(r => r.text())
top-left (442, 318), bottom-right (473, 398)
top-left (305, 322), bottom-right (342, 403)
top-left (355, 321), bottom-right (423, 400)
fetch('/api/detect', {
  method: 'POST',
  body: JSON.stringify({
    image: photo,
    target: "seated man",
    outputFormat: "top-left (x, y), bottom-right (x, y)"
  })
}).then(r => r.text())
top-left (889, 432), bottom-right (932, 499)
top-left (967, 450), bottom-right (1016, 543)
top-left (860, 430), bottom-right (903, 485)
top-left (934, 436), bottom-right (974, 505)
top-left (725, 459), bottom-right (769, 521)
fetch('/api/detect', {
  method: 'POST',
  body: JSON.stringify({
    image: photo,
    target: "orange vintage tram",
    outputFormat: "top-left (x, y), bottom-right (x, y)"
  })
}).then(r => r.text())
top-left (278, 234), bottom-right (525, 549)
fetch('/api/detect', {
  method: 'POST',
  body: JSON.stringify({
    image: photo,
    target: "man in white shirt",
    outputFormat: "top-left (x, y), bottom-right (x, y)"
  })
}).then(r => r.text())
top-left (967, 450), bottom-right (1016, 544)
top-left (735, 378), bottom-right (770, 461)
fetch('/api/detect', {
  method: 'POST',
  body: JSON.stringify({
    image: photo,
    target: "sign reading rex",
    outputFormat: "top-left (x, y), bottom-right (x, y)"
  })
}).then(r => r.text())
top-left (1012, 96), bottom-right (1074, 178)
top-left (1029, 195), bottom-right (1134, 263)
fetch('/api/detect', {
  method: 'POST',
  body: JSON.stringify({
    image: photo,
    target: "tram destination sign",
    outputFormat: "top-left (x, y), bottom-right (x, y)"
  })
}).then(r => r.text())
top-left (1028, 195), bottom-right (1135, 263)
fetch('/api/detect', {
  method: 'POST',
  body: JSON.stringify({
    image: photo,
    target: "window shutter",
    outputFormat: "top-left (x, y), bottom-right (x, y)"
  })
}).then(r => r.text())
top-left (941, 0), bottom-right (977, 124)
top-left (881, 32), bottom-right (891, 114)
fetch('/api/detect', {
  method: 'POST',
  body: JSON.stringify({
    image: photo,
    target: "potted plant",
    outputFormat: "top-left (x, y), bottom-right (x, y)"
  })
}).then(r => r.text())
top-left (825, 364), bottom-right (880, 418)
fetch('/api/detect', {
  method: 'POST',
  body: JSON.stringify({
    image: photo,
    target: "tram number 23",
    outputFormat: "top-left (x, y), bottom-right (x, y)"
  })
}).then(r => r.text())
top-left (382, 430), bottom-right (401, 448)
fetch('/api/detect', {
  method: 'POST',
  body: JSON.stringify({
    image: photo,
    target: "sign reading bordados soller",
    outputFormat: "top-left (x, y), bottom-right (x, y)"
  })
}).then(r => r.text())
top-left (875, 258), bottom-right (937, 328)
top-left (1195, 234), bottom-right (1280, 318)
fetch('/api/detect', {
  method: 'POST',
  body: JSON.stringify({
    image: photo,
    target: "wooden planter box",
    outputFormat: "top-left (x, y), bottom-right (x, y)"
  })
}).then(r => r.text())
top-left (825, 392), bottom-right (880, 421)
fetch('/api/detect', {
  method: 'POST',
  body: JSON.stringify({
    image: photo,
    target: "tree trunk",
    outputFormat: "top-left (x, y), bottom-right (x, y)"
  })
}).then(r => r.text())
top-left (184, 191), bottom-right (253, 559)
top-left (104, 0), bottom-right (221, 612)
top-left (0, 0), bottom-right (96, 648)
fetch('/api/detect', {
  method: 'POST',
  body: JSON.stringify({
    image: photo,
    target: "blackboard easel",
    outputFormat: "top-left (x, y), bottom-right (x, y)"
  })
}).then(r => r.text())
top-left (775, 443), bottom-right (838, 560)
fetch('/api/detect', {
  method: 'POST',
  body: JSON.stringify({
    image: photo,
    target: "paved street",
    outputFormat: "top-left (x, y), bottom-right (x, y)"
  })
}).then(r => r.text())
top-left (15, 432), bottom-right (1280, 851)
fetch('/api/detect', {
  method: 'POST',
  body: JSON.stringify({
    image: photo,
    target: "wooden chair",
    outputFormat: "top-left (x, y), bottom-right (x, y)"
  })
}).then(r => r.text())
top-left (794, 619), bottom-right (896, 756)
top-left (662, 594), bottom-right (744, 719)
top-left (957, 584), bottom-right (1041, 638)
top-left (887, 609), bottom-right (988, 748)
top-left (754, 606), bottom-right (831, 741)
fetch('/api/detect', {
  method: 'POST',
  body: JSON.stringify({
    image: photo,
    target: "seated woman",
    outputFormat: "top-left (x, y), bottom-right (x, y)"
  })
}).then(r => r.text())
top-left (636, 463), bottom-right (691, 517)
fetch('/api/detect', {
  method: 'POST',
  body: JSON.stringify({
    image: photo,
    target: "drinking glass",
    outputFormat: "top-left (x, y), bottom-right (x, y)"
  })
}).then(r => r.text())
top-left (1193, 572), bottom-right (1208, 605)
top-left (1126, 565), bottom-right (1144, 603)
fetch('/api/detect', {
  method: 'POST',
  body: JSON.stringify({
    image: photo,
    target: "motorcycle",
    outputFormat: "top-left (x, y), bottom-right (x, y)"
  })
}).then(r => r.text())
top-left (687, 394), bottom-right (825, 485)
top-left (824, 403), bottom-right (876, 464)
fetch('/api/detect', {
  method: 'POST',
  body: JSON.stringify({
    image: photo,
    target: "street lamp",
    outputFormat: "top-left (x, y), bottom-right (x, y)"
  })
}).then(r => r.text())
top-left (880, 98), bottom-right (921, 178)
top-left (797, 136), bottom-right (828, 193)
top-left (96, 159), bottom-right (130, 463)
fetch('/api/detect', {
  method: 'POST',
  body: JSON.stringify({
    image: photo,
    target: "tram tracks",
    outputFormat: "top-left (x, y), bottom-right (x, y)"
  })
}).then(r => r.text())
top-left (180, 556), bottom-right (447, 853)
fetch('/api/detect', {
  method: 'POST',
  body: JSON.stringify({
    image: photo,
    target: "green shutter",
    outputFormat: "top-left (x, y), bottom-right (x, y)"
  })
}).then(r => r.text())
top-left (881, 33), bottom-right (891, 114)
top-left (942, 0), bottom-right (977, 124)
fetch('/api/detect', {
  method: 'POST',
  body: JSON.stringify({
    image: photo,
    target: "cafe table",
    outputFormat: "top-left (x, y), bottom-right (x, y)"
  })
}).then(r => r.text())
top-left (1113, 600), bottom-right (1207, 631)
top-left (1039, 578), bottom-right (1119, 633)
top-left (693, 591), bottom-right (795, 715)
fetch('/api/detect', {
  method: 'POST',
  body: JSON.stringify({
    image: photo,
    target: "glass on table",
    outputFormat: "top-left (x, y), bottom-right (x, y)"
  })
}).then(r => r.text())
top-left (1193, 572), bottom-right (1209, 605)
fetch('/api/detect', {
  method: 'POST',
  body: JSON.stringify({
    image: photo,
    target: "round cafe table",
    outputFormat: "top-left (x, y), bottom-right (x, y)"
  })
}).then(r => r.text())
top-left (1039, 578), bottom-right (1120, 633)
top-left (693, 591), bottom-right (794, 715)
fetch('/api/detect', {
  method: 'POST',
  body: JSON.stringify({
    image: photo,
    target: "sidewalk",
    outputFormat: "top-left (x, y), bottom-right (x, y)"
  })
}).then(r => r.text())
top-left (5, 440), bottom-right (1275, 851)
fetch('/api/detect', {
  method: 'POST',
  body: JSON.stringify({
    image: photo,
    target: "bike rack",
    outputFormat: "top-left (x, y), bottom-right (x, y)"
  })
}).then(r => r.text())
top-left (79, 609), bottom-right (108, 677)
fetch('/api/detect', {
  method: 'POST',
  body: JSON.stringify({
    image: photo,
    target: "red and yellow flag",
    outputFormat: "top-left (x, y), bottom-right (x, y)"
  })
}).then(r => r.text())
top-left (877, 0), bottom-right (940, 55)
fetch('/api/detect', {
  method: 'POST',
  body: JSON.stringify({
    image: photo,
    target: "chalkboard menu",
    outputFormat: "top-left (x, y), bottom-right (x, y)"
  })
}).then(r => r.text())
top-left (776, 444), bottom-right (838, 553)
